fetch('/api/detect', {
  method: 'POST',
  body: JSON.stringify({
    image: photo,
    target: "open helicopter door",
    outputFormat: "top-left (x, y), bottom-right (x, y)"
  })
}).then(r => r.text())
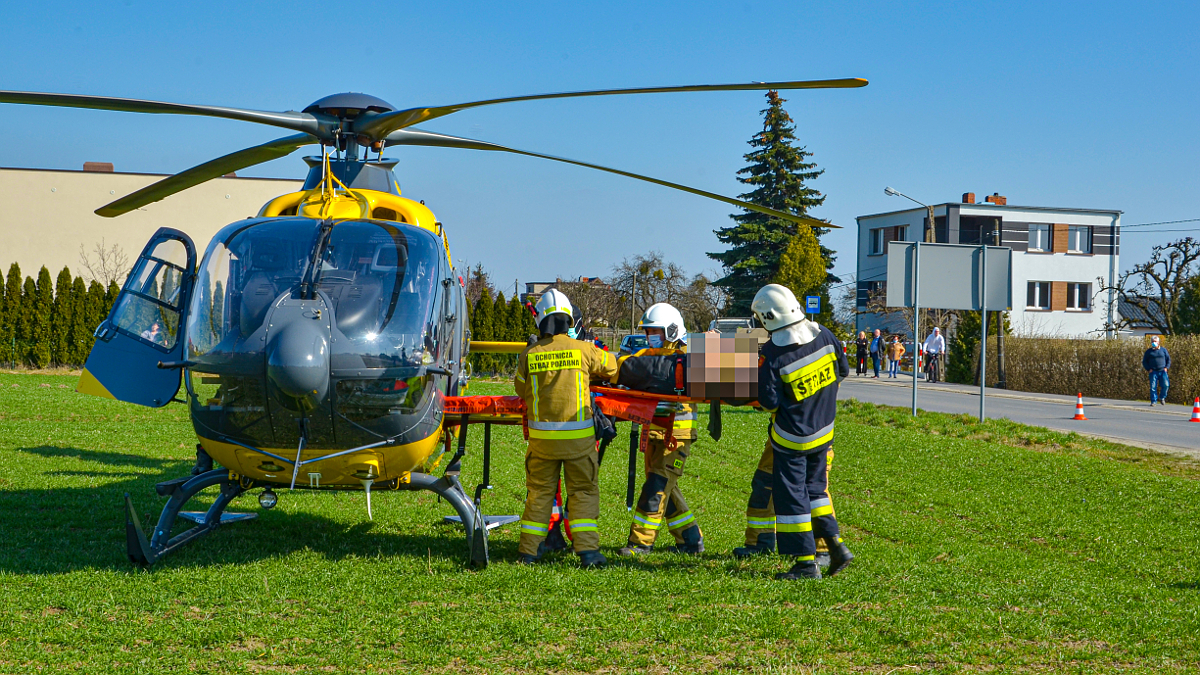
top-left (78, 228), bottom-right (197, 407)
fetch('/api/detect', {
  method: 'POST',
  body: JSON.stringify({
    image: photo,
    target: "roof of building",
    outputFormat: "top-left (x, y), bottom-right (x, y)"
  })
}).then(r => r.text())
top-left (857, 202), bottom-right (1123, 222)
top-left (1118, 297), bottom-right (1168, 329)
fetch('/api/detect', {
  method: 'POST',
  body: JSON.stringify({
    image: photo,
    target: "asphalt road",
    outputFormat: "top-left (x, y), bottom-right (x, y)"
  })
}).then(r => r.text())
top-left (837, 374), bottom-right (1200, 458)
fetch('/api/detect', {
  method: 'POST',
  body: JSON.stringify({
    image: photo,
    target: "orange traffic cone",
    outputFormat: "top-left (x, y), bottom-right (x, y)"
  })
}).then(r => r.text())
top-left (1073, 393), bottom-right (1088, 421)
top-left (1189, 397), bottom-right (1200, 423)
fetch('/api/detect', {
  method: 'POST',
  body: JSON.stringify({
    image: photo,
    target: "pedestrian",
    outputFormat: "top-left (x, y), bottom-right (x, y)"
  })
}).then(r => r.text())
top-left (887, 336), bottom-right (905, 378)
top-left (855, 331), bottom-right (869, 376)
top-left (617, 302), bottom-right (704, 557)
top-left (922, 327), bottom-right (945, 383)
top-left (513, 289), bottom-right (620, 568)
top-left (747, 284), bottom-right (854, 580)
top-left (1142, 336), bottom-right (1171, 406)
top-left (869, 329), bottom-right (883, 378)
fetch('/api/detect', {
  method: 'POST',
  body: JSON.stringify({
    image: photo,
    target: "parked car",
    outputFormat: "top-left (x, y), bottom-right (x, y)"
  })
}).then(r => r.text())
top-left (618, 334), bottom-right (648, 355)
top-left (708, 317), bottom-right (757, 334)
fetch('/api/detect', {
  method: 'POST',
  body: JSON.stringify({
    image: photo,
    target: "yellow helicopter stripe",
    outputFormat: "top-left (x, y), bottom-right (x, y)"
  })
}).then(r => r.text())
top-left (76, 368), bottom-right (116, 400)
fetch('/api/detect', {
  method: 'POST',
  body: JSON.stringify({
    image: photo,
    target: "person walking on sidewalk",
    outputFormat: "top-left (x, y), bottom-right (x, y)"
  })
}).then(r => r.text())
top-left (869, 329), bottom-right (883, 378)
top-left (922, 327), bottom-right (945, 383)
top-left (1142, 336), bottom-right (1171, 406)
top-left (854, 331), bottom-right (869, 376)
top-left (887, 336), bottom-right (905, 378)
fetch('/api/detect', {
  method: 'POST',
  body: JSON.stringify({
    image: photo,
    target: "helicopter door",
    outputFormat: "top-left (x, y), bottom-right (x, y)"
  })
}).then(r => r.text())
top-left (78, 228), bottom-right (197, 407)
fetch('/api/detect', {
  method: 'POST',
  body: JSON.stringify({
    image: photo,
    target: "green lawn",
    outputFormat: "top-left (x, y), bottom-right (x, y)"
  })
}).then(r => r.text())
top-left (1, 372), bottom-right (1199, 673)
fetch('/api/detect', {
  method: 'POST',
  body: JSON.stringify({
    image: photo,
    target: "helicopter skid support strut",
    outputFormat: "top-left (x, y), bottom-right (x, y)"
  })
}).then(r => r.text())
top-left (396, 472), bottom-right (490, 568)
top-left (125, 468), bottom-right (254, 567)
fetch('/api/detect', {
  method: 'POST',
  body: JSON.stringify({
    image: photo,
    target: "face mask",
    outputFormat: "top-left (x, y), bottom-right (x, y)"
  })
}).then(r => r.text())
top-left (647, 334), bottom-right (664, 349)
top-left (567, 327), bottom-right (578, 339)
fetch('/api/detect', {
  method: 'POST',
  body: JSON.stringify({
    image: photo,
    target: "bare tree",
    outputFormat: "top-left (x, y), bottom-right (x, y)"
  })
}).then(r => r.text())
top-left (77, 239), bottom-right (130, 286)
top-left (463, 263), bottom-right (495, 309)
top-left (1099, 237), bottom-right (1200, 335)
top-left (865, 286), bottom-right (959, 339)
top-left (555, 277), bottom-right (620, 328)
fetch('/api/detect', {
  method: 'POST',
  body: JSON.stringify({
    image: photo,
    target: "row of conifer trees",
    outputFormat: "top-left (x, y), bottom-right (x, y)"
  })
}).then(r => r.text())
top-left (0, 263), bottom-right (120, 368)
top-left (468, 288), bottom-right (539, 376)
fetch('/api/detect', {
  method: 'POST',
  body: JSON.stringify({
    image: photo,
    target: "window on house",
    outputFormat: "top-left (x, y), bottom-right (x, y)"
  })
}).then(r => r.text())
top-left (869, 228), bottom-right (885, 255)
top-left (1027, 281), bottom-right (1050, 309)
top-left (959, 216), bottom-right (1001, 245)
top-left (1066, 282), bottom-right (1091, 310)
top-left (1028, 224), bottom-right (1050, 251)
top-left (1068, 226), bottom-right (1092, 253)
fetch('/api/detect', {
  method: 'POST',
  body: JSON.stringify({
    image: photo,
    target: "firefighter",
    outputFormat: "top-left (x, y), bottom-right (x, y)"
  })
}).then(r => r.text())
top-left (617, 303), bottom-right (704, 557)
top-left (749, 284), bottom-right (853, 580)
top-left (514, 289), bottom-right (619, 568)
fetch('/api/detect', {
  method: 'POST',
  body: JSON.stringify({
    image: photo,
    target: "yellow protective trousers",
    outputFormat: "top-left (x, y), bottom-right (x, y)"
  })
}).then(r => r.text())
top-left (743, 438), bottom-right (837, 551)
top-left (519, 450), bottom-right (600, 556)
top-left (627, 438), bottom-right (699, 547)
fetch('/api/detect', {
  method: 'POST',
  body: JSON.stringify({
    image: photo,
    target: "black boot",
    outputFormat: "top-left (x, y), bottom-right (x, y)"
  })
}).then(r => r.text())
top-left (617, 543), bottom-right (653, 557)
top-left (733, 533), bottom-right (776, 559)
top-left (824, 538), bottom-right (854, 577)
top-left (775, 559), bottom-right (821, 580)
top-left (191, 445), bottom-right (214, 476)
top-left (578, 550), bottom-right (607, 569)
top-left (516, 553), bottom-right (540, 565)
top-left (814, 550), bottom-right (831, 567)
top-left (662, 525), bottom-right (704, 556)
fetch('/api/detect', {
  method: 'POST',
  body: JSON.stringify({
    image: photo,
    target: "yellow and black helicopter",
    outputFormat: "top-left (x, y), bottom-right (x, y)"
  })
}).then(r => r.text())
top-left (0, 79), bottom-right (862, 567)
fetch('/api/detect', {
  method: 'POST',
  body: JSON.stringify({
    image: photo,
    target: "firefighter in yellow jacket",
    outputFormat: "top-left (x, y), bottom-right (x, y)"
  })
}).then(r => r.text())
top-left (514, 289), bottom-right (620, 568)
top-left (617, 303), bottom-right (704, 557)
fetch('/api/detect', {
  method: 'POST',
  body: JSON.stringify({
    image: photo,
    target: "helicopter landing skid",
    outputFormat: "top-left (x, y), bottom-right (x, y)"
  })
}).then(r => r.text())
top-left (125, 468), bottom-right (251, 567)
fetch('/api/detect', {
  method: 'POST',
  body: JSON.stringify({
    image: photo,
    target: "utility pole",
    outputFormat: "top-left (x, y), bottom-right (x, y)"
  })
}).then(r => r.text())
top-left (992, 220), bottom-right (1006, 388)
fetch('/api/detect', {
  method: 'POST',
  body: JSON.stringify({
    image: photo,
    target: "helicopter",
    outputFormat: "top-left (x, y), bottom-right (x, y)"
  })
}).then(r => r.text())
top-left (0, 78), bottom-right (863, 568)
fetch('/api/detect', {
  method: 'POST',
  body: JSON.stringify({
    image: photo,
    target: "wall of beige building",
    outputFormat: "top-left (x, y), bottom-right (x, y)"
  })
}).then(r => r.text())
top-left (0, 167), bottom-right (303, 279)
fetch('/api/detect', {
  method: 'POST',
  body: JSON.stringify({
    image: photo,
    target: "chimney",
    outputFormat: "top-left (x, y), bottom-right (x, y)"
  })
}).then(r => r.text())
top-left (962, 192), bottom-right (976, 204)
top-left (83, 162), bottom-right (114, 173)
top-left (984, 192), bottom-right (1007, 206)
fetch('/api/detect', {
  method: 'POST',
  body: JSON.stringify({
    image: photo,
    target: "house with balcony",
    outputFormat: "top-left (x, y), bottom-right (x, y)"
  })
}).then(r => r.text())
top-left (855, 192), bottom-right (1121, 337)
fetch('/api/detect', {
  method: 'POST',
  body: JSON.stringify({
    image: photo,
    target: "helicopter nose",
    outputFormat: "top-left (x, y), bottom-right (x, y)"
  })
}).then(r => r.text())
top-left (266, 316), bottom-right (330, 409)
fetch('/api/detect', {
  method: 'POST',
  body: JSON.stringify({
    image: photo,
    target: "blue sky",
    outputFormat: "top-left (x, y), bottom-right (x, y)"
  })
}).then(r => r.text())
top-left (3, 1), bottom-right (1197, 295)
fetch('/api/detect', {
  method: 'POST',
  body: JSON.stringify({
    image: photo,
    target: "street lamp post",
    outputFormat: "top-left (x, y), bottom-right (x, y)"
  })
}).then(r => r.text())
top-left (885, 187), bottom-right (935, 415)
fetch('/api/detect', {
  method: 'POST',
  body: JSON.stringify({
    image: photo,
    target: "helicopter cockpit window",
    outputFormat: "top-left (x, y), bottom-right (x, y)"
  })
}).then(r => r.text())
top-left (312, 221), bottom-right (441, 365)
top-left (188, 219), bottom-right (320, 355)
top-left (109, 238), bottom-right (189, 351)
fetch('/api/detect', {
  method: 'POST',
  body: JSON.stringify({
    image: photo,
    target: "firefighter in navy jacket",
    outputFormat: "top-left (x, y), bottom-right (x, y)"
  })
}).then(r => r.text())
top-left (752, 284), bottom-right (854, 580)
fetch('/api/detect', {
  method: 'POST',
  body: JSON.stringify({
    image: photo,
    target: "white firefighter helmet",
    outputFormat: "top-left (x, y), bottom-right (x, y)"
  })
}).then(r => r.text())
top-left (751, 284), bottom-right (805, 331)
top-left (638, 302), bottom-right (688, 344)
top-left (534, 288), bottom-right (574, 325)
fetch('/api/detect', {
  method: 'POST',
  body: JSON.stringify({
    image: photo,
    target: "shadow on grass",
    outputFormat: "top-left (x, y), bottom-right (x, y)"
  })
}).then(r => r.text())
top-left (0, 446), bottom-right (508, 574)
top-left (14, 444), bottom-right (182, 470)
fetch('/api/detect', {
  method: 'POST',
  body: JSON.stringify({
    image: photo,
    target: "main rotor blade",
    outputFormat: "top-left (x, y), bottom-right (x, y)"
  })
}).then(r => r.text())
top-left (385, 129), bottom-right (838, 229)
top-left (0, 91), bottom-right (326, 136)
top-left (96, 134), bottom-right (316, 217)
top-left (356, 78), bottom-right (868, 139)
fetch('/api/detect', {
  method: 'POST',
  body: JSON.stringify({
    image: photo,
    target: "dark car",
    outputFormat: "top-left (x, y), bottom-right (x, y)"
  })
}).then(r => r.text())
top-left (618, 334), bottom-right (648, 355)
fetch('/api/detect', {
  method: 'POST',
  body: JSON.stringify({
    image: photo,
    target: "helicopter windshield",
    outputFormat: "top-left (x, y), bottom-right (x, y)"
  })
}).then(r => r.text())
top-left (187, 218), bottom-right (442, 369)
top-left (313, 221), bottom-right (442, 367)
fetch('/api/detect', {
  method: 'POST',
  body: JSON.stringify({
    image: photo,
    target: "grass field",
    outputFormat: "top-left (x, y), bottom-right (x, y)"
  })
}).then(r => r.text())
top-left (2, 371), bottom-right (1200, 673)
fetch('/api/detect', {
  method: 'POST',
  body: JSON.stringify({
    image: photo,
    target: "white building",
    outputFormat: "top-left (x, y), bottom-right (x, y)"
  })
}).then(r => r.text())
top-left (855, 193), bottom-right (1121, 337)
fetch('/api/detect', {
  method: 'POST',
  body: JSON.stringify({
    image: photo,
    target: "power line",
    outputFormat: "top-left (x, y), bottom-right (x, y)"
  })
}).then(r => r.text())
top-left (1123, 217), bottom-right (1200, 228)
top-left (1122, 228), bottom-right (1200, 234)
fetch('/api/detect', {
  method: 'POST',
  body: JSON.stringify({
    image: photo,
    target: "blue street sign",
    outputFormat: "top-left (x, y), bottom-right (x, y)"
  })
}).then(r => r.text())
top-left (805, 295), bottom-right (820, 313)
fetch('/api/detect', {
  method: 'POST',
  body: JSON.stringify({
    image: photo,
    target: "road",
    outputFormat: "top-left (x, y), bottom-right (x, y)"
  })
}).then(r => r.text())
top-left (837, 374), bottom-right (1200, 458)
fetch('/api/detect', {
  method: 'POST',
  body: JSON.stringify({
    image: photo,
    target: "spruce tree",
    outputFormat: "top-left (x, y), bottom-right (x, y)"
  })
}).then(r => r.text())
top-left (51, 267), bottom-right (74, 366)
top-left (105, 281), bottom-right (120, 315)
top-left (85, 280), bottom-right (108, 361)
top-left (2, 263), bottom-right (21, 364)
top-left (69, 276), bottom-right (88, 365)
top-left (471, 288), bottom-right (495, 374)
top-left (19, 277), bottom-right (36, 366)
top-left (0, 267), bottom-right (6, 365)
top-left (30, 267), bottom-right (54, 367)
top-left (709, 90), bottom-right (833, 315)
top-left (947, 311), bottom-right (1011, 385)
